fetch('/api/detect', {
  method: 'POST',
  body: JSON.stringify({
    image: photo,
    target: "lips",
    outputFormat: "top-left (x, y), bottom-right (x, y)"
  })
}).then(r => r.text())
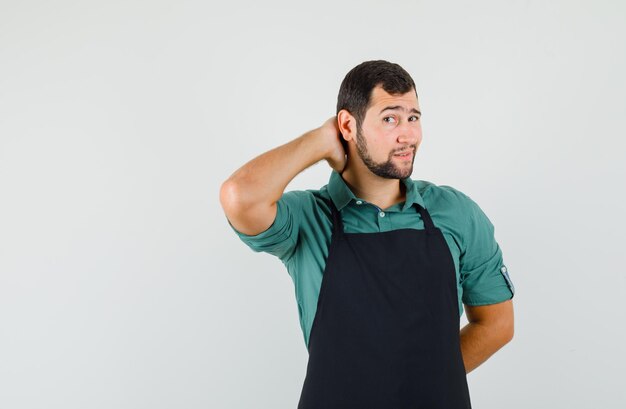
top-left (393, 149), bottom-right (414, 158)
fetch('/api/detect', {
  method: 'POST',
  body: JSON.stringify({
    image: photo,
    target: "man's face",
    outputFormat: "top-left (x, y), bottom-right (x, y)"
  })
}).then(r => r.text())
top-left (354, 85), bottom-right (422, 179)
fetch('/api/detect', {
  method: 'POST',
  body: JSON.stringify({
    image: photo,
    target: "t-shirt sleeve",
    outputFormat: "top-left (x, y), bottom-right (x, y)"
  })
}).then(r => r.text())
top-left (455, 191), bottom-right (515, 306)
top-left (226, 190), bottom-right (305, 262)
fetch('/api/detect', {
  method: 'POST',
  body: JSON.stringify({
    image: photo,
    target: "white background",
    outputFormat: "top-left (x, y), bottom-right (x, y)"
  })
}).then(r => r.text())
top-left (1, 1), bottom-right (625, 408)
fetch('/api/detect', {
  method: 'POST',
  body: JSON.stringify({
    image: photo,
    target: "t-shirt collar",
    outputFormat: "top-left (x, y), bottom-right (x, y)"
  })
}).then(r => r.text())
top-left (327, 170), bottom-right (425, 211)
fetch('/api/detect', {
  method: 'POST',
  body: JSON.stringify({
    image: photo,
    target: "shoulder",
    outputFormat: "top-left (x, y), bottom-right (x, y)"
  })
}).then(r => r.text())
top-left (275, 184), bottom-right (333, 226)
top-left (411, 179), bottom-right (478, 215)
top-left (280, 184), bottom-right (332, 209)
top-left (411, 180), bottom-right (494, 243)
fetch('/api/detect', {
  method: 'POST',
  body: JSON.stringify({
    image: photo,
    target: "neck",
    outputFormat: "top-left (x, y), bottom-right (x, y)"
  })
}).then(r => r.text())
top-left (341, 161), bottom-right (407, 210)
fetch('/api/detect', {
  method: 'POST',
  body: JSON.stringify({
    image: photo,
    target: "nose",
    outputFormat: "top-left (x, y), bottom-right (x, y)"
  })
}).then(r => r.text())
top-left (397, 120), bottom-right (421, 146)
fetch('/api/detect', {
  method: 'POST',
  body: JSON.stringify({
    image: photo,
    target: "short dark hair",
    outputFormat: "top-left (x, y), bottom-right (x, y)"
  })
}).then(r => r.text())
top-left (336, 60), bottom-right (417, 132)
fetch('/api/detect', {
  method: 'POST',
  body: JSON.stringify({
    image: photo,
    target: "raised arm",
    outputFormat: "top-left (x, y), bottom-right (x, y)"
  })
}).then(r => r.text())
top-left (219, 116), bottom-right (347, 236)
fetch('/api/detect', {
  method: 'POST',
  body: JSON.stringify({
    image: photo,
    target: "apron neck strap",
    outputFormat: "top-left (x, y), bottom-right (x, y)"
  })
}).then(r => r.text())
top-left (329, 199), bottom-right (437, 234)
top-left (417, 205), bottom-right (436, 234)
top-left (329, 199), bottom-right (344, 235)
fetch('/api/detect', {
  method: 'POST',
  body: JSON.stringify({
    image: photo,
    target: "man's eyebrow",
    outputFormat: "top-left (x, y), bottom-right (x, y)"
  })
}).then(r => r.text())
top-left (379, 105), bottom-right (421, 115)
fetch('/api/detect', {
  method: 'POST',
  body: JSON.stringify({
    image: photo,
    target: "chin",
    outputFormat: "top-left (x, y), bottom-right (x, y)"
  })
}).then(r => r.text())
top-left (396, 165), bottom-right (414, 178)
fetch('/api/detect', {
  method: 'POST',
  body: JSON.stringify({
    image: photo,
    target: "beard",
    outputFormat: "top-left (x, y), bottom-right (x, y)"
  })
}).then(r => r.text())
top-left (355, 126), bottom-right (416, 179)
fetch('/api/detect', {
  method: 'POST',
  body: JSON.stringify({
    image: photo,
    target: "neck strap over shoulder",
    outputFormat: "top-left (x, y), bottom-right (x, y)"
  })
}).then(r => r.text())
top-left (328, 199), bottom-right (436, 235)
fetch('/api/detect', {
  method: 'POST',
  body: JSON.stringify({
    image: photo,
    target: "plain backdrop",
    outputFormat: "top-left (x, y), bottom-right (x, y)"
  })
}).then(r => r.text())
top-left (1, 0), bottom-right (625, 408)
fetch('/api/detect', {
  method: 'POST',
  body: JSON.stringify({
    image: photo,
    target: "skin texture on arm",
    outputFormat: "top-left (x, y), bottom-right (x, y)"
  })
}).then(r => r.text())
top-left (459, 299), bottom-right (514, 374)
top-left (219, 117), bottom-right (346, 236)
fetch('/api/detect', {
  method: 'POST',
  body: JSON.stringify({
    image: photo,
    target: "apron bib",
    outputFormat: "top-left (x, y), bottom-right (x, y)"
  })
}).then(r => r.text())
top-left (297, 199), bottom-right (472, 409)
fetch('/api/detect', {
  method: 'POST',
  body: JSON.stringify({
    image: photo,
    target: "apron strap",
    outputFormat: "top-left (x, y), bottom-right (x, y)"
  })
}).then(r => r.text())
top-left (328, 199), bottom-right (344, 235)
top-left (330, 199), bottom-right (437, 235)
top-left (417, 205), bottom-right (436, 234)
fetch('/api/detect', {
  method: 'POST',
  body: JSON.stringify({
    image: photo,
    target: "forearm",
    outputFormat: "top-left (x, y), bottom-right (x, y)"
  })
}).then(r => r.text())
top-left (220, 127), bottom-right (334, 235)
top-left (223, 129), bottom-right (328, 207)
top-left (459, 320), bottom-right (512, 374)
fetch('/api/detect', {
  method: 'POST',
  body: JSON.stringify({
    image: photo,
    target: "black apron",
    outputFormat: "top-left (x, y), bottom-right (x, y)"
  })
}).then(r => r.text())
top-left (297, 199), bottom-right (472, 409)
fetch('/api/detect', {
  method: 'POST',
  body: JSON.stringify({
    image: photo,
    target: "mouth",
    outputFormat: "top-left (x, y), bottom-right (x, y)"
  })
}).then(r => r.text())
top-left (393, 149), bottom-right (414, 160)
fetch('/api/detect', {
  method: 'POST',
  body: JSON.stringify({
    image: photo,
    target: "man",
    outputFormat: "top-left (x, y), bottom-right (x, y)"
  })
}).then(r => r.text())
top-left (220, 60), bottom-right (515, 408)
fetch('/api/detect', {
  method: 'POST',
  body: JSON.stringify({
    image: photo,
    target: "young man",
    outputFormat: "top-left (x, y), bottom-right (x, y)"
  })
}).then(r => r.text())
top-left (220, 60), bottom-right (515, 408)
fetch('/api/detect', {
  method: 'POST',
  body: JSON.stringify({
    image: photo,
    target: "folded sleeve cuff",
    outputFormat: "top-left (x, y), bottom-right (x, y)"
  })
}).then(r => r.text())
top-left (227, 194), bottom-right (299, 261)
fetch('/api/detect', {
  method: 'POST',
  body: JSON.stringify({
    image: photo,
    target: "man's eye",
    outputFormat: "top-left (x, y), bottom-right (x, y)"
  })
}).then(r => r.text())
top-left (383, 117), bottom-right (397, 124)
top-left (409, 115), bottom-right (420, 122)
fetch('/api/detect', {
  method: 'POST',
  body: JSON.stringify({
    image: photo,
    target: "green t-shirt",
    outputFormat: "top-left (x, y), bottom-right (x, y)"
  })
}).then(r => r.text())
top-left (229, 171), bottom-right (515, 349)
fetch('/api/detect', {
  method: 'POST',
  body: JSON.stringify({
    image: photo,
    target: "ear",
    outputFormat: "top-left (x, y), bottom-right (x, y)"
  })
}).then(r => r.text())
top-left (337, 109), bottom-right (356, 143)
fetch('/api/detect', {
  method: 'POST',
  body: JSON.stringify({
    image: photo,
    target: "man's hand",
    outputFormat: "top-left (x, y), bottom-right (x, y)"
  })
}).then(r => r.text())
top-left (319, 116), bottom-right (347, 174)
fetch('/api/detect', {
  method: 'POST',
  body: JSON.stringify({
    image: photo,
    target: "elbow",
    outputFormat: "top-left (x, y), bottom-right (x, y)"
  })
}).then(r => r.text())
top-left (220, 178), bottom-right (246, 217)
top-left (500, 316), bottom-right (515, 345)
top-left (220, 178), bottom-right (275, 236)
top-left (219, 178), bottom-right (236, 212)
